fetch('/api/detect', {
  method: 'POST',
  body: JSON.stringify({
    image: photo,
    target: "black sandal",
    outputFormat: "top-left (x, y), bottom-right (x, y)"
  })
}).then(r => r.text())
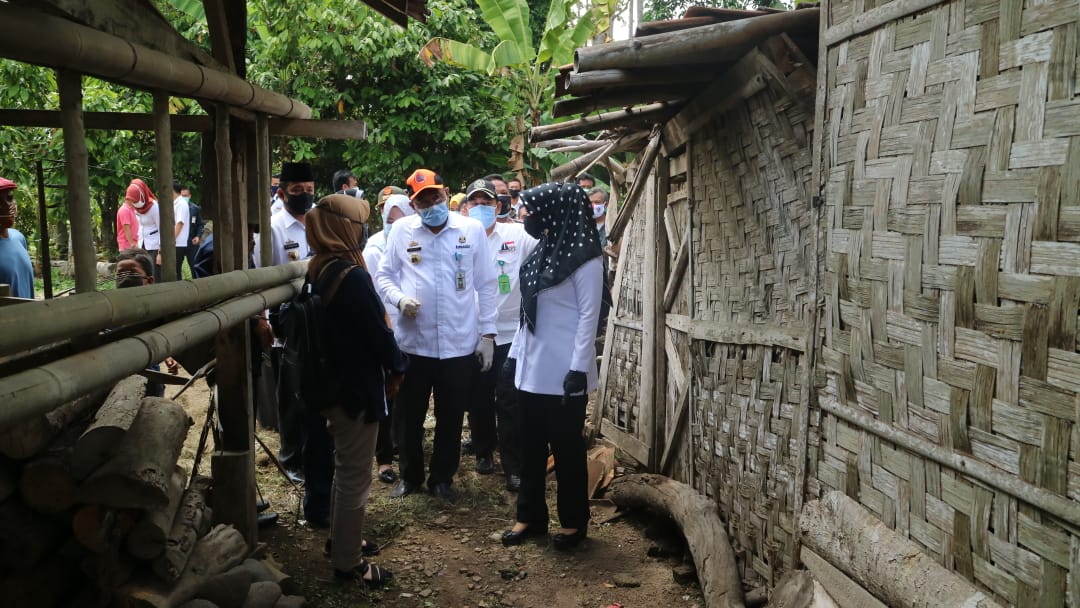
top-left (324, 538), bottom-right (380, 558)
top-left (334, 559), bottom-right (394, 587)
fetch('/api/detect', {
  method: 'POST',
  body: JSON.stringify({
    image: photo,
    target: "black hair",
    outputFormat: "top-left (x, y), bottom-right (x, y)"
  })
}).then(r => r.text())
top-left (588, 187), bottom-right (609, 203)
top-left (577, 172), bottom-right (596, 186)
top-left (483, 173), bottom-right (507, 184)
top-left (116, 248), bottom-right (154, 278)
top-left (172, 180), bottom-right (185, 194)
top-left (332, 169), bottom-right (355, 192)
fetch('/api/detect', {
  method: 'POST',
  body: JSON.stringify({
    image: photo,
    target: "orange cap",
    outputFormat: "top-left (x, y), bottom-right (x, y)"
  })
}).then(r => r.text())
top-left (406, 169), bottom-right (443, 201)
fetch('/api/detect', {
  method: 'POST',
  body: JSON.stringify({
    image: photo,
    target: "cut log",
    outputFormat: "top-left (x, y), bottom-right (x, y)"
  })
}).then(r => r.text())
top-left (244, 557), bottom-right (300, 596)
top-left (608, 474), bottom-right (745, 608)
top-left (0, 498), bottom-right (67, 569)
top-left (72, 503), bottom-right (138, 553)
top-left (127, 466), bottom-right (187, 559)
top-left (4, 553), bottom-right (81, 608)
top-left (0, 389), bottom-right (107, 459)
top-left (241, 581), bottom-right (282, 608)
top-left (72, 375), bottom-right (147, 479)
top-left (800, 492), bottom-right (1004, 608)
top-left (119, 524), bottom-right (250, 608)
top-left (153, 478), bottom-right (211, 583)
top-left (80, 397), bottom-right (193, 510)
top-left (81, 549), bottom-right (137, 596)
top-left (195, 564), bottom-right (253, 608)
top-left (18, 415), bottom-right (91, 513)
top-left (767, 571), bottom-right (839, 608)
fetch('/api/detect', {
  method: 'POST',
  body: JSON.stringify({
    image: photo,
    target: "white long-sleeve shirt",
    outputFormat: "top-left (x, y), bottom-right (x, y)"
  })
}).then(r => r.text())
top-left (510, 256), bottom-right (603, 395)
top-left (375, 213), bottom-right (497, 359)
top-left (362, 229), bottom-right (399, 328)
top-left (486, 222), bottom-right (538, 345)
top-left (253, 208), bottom-right (311, 269)
top-left (136, 203), bottom-right (161, 250)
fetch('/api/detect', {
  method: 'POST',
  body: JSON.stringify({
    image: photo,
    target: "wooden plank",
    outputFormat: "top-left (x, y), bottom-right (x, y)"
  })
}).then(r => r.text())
top-left (662, 52), bottom-right (766, 150)
top-left (651, 152), bottom-right (671, 471)
top-left (256, 115), bottom-right (272, 268)
top-left (600, 419), bottom-right (650, 466)
top-left (663, 229), bottom-right (691, 311)
top-left (641, 151), bottom-right (660, 469)
top-left (659, 374), bottom-right (691, 475)
top-left (666, 314), bottom-right (808, 351)
top-left (203, 0), bottom-right (237, 74)
top-left (57, 69), bottom-right (95, 294)
top-left (824, 0), bottom-right (947, 47)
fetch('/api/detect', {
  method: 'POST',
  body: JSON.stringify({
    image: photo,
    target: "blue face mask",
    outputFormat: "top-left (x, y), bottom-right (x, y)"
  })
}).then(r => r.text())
top-left (418, 201), bottom-right (449, 227)
top-left (470, 204), bottom-right (496, 229)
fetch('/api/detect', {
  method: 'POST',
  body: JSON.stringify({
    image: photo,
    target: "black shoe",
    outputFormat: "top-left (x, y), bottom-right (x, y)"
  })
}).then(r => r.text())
top-left (256, 498), bottom-right (271, 513)
top-left (378, 468), bottom-right (398, 484)
top-left (501, 523), bottom-right (547, 547)
top-left (305, 514), bottom-right (331, 529)
top-left (428, 482), bottom-right (458, 502)
top-left (390, 480), bottom-right (418, 498)
top-left (476, 456), bottom-right (495, 475)
top-left (257, 511), bottom-right (279, 527)
top-left (283, 468), bottom-right (305, 484)
top-left (505, 474), bottom-right (521, 492)
top-left (552, 528), bottom-right (587, 551)
top-left (461, 439), bottom-right (475, 455)
top-left (334, 560), bottom-right (394, 588)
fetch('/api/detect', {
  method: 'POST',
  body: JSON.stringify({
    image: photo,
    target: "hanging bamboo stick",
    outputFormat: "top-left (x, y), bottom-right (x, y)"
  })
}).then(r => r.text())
top-left (530, 102), bottom-right (680, 143)
top-left (606, 129), bottom-right (663, 244)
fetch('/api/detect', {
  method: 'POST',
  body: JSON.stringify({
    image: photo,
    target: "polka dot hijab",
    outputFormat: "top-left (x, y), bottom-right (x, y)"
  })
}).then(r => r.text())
top-left (519, 182), bottom-right (604, 333)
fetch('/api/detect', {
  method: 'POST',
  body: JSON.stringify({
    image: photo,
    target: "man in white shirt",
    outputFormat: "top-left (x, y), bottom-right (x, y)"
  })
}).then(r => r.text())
top-left (375, 169), bottom-right (498, 502)
top-left (171, 181), bottom-right (191, 279)
top-left (460, 178), bottom-right (537, 490)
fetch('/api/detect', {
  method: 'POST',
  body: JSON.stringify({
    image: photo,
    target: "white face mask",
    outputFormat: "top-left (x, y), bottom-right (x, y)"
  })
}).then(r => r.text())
top-left (592, 203), bottom-right (606, 219)
top-left (134, 200), bottom-right (146, 209)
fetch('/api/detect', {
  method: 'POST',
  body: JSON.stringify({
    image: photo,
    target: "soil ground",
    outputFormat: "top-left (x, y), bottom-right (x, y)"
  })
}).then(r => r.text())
top-left (175, 379), bottom-right (705, 608)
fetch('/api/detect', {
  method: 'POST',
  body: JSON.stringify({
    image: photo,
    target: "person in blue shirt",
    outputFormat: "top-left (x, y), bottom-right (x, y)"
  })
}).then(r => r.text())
top-left (0, 177), bottom-right (34, 299)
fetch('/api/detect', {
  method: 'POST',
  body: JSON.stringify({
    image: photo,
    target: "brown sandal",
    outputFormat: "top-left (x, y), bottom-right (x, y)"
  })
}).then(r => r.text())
top-left (334, 559), bottom-right (394, 587)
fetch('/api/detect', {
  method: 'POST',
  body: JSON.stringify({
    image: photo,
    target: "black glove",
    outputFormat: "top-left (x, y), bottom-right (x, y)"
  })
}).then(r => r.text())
top-left (562, 370), bottom-right (587, 404)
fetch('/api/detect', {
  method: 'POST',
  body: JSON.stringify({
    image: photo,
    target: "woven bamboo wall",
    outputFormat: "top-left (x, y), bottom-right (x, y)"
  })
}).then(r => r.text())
top-left (685, 69), bottom-right (818, 587)
top-left (818, 0), bottom-right (1080, 604)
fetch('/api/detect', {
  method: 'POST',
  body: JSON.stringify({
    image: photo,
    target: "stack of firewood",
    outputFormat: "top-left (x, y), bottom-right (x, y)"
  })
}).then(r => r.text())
top-left (0, 375), bottom-right (306, 607)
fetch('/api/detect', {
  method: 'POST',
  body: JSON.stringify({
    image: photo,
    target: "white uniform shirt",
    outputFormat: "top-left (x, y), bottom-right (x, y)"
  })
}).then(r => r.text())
top-left (362, 229), bottom-right (399, 328)
top-left (137, 203), bottom-right (161, 250)
top-left (510, 257), bottom-right (603, 395)
top-left (173, 197), bottom-right (191, 246)
top-left (486, 222), bottom-right (538, 345)
top-left (263, 208), bottom-right (311, 267)
top-left (375, 213), bottom-right (498, 359)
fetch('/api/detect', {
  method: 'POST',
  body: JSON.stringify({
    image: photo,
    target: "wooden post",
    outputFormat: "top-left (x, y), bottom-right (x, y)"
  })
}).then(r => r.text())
top-left (211, 450), bottom-right (255, 548)
top-left (35, 161), bottom-right (52, 298)
top-left (684, 139), bottom-right (696, 487)
top-left (213, 104), bottom-right (235, 273)
top-left (255, 114), bottom-right (272, 268)
top-left (153, 91), bottom-right (176, 282)
top-left (651, 152), bottom-right (671, 471)
top-left (56, 69), bottom-right (95, 294)
top-left (640, 159), bottom-right (659, 470)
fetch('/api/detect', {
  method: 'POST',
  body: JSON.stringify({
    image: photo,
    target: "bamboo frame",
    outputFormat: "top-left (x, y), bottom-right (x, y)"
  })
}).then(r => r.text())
top-left (154, 91), bottom-right (176, 282)
top-left (57, 69), bottom-right (96, 295)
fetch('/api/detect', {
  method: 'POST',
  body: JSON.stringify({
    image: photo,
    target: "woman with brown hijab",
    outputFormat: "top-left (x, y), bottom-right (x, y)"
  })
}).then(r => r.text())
top-left (305, 194), bottom-right (408, 586)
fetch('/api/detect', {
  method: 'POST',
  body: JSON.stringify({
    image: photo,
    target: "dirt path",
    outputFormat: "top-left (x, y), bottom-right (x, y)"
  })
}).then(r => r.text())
top-left (175, 380), bottom-right (705, 608)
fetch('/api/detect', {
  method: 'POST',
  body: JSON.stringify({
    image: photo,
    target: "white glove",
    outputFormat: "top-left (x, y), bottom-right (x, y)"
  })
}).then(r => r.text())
top-left (476, 336), bottom-right (495, 372)
top-left (398, 297), bottom-right (421, 318)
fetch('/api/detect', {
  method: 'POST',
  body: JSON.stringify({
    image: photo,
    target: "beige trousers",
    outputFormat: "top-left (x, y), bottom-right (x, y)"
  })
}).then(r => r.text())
top-left (324, 407), bottom-right (379, 571)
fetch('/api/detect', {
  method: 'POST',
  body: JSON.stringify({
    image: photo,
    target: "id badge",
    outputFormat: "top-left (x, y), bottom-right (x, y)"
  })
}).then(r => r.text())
top-left (498, 273), bottom-right (511, 295)
top-left (455, 270), bottom-right (466, 291)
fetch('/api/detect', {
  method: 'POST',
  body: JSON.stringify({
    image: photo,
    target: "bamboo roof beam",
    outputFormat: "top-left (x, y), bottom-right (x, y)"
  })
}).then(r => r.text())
top-left (563, 67), bottom-right (717, 97)
top-left (574, 8), bottom-right (819, 72)
top-left (552, 86), bottom-right (695, 118)
top-left (0, 3), bottom-right (311, 118)
top-left (530, 102), bottom-right (681, 143)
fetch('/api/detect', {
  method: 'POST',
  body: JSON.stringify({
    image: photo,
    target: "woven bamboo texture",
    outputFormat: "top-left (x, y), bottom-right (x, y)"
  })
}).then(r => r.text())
top-left (604, 197), bottom-right (649, 435)
top-left (680, 44), bottom-right (819, 587)
top-left (818, 0), bottom-right (1080, 604)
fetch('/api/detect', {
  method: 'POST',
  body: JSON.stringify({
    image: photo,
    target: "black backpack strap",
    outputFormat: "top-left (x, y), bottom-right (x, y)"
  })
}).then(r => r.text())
top-left (312, 258), bottom-right (357, 304)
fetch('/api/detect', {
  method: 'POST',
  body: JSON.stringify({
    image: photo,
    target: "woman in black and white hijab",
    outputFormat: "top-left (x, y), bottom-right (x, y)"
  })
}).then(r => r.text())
top-left (501, 182), bottom-right (605, 551)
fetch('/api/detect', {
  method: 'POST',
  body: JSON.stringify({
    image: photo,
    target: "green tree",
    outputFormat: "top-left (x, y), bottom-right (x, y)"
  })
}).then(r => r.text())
top-left (419, 0), bottom-right (603, 178)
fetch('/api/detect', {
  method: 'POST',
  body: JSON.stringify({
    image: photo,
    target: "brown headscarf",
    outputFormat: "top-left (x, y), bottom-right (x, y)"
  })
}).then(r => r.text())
top-left (306, 194), bottom-right (370, 280)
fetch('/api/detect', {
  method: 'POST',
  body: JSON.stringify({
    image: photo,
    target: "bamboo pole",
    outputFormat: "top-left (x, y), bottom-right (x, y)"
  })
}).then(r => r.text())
top-left (552, 87), bottom-right (694, 118)
top-left (0, 110), bottom-right (366, 139)
top-left (563, 68), bottom-right (716, 97)
top-left (255, 114), bottom-right (272, 268)
top-left (0, 281), bottom-right (300, 431)
top-left (35, 161), bottom-right (52, 299)
top-left (154, 92), bottom-right (176, 282)
top-left (574, 8), bottom-right (820, 72)
top-left (0, 3), bottom-right (310, 119)
top-left (530, 102), bottom-right (680, 143)
top-left (0, 262), bottom-right (305, 358)
top-left (214, 105), bottom-right (235, 272)
top-left (57, 69), bottom-right (96, 294)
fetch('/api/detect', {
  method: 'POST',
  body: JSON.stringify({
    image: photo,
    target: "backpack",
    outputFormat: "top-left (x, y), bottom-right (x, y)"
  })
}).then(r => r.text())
top-left (278, 259), bottom-right (356, 410)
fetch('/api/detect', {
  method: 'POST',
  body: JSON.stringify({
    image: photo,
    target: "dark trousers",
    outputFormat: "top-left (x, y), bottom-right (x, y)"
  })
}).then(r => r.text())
top-left (273, 346), bottom-right (304, 473)
top-left (145, 248), bottom-right (162, 283)
top-left (375, 406), bottom-right (395, 466)
top-left (515, 391), bottom-right (589, 530)
top-left (302, 408), bottom-right (334, 521)
top-left (467, 343), bottom-right (511, 459)
top-left (495, 354), bottom-right (522, 477)
top-left (395, 354), bottom-right (473, 487)
top-left (174, 246), bottom-right (188, 279)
